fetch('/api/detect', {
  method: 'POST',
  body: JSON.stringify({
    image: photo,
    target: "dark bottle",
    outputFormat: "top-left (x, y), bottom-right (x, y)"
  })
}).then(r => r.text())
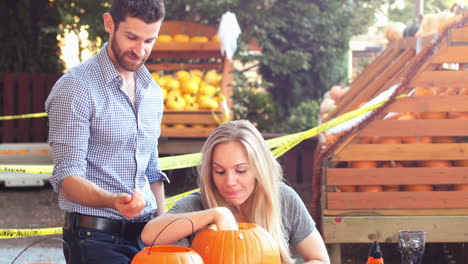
top-left (367, 241), bottom-right (384, 264)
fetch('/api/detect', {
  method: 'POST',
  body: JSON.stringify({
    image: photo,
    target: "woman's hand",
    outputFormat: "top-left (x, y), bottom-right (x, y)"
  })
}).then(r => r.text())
top-left (212, 207), bottom-right (238, 230)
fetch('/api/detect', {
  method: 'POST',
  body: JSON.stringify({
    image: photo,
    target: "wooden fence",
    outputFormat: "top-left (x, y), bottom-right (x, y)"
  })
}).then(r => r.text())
top-left (0, 73), bottom-right (59, 143)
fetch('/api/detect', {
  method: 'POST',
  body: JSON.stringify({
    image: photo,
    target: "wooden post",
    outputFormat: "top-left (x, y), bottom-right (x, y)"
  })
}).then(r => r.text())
top-left (415, 0), bottom-right (424, 22)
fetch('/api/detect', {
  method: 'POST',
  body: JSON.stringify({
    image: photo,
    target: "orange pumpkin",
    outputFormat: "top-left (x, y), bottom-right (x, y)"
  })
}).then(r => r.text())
top-left (191, 223), bottom-right (281, 264)
top-left (132, 245), bottom-right (204, 264)
top-left (413, 87), bottom-right (438, 96)
top-left (432, 136), bottom-right (457, 143)
top-left (419, 112), bottom-right (447, 119)
top-left (373, 136), bottom-right (402, 144)
top-left (402, 185), bottom-right (434, 192)
top-left (418, 160), bottom-right (452, 167)
top-left (402, 136), bottom-right (432, 144)
top-left (357, 185), bottom-right (383, 192)
top-left (448, 112), bottom-right (468, 119)
top-left (337, 185), bottom-right (357, 192)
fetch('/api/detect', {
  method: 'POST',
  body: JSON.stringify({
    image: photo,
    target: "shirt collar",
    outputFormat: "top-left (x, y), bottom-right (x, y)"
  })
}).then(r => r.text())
top-left (98, 42), bottom-right (153, 89)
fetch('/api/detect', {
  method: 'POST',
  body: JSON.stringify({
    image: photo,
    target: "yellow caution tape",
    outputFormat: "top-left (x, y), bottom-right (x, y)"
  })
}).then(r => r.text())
top-left (0, 112), bottom-right (48, 121)
top-left (0, 227), bottom-right (63, 239)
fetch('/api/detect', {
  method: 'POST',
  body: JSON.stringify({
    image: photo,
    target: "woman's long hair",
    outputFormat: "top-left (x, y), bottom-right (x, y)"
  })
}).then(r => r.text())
top-left (197, 120), bottom-right (294, 264)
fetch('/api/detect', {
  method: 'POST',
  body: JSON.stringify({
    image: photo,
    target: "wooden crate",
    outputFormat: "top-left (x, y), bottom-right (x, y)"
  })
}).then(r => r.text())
top-left (316, 14), bottom-right (468, 217)
top-left (147, 21), bottom-right (233, 138)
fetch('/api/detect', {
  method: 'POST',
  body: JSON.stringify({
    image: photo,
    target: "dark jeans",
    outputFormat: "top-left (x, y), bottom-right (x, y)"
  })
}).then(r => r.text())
top-left (63, 226), bottom-right (140, 264)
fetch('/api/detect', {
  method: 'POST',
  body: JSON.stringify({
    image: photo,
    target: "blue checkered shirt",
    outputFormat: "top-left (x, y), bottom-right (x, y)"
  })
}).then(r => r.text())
top-left (45, 43), bottom-right (168, 221)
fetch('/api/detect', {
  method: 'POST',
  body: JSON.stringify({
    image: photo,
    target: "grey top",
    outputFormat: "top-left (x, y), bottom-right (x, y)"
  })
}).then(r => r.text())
top-left (169, 182), bottom-right (315, 245)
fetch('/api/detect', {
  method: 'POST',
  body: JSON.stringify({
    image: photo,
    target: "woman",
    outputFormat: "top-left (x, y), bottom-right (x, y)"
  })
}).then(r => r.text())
top-left (140, 120), bottom-right (330, 264)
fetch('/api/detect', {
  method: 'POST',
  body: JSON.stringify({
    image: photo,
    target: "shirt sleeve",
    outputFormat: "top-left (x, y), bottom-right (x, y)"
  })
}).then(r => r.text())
top-left (145, 147), bottom-right (169, 183)
top-left (45, 76), bottom-right (92, 193)
top-left (281, 183), bottom-right (316, 245)
top-left (168, 192), bottom-right (204, 214)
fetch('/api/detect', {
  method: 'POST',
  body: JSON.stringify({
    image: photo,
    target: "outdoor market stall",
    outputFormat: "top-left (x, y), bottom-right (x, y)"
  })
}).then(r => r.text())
top-left (314, 12), bottom-right (468, 264)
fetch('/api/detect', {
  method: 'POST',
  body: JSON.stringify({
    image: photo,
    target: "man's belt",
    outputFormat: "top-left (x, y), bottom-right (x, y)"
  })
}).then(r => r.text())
top-left (64, 212), bottom-right (148, 242)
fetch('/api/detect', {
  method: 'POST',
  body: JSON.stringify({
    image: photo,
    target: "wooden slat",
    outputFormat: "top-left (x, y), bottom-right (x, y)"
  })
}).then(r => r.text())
top-left (161, 127), bottom-right (217, 138)
top-left (333, 143), bottom-right (468, 161)
top-left (17, 73), bottom-right (31, 142)
top-left (323, 215), bottom-right (468, 243)
top-left (359, 119), bottom-right (468, 137)
top-left (342, 49), bottom-right (416, 116)
top-left (410, 70), bottom-right (468, 87)
top-left (431, 46), bottom-right (468, 63)
top-left (146, 63), bottom-right (222, 72)
top-left (2, 73), bottom-right (16, 142)
top-left (158, 21), bottom-right (218, 37)
top-left (327, 167), bottom-right (468, 185)
top-left (327, 191), bottom-right (468, 209)
top-left (384, 95), bottom-right (468, 113)
top-left (31, 74), bottom-right (48, 142)
top-left (149, 50), bottom-right (222, 59)
top-left (449, 27), bottom-right (468, 44)
top-left (153, 42), bottom-right (220, 51)
top-left (162, 111), bottom-right (221, 125)
top-left (330, 47), bottom-right (404, 118)
top-left (323, 208), bottom-right (468, 216)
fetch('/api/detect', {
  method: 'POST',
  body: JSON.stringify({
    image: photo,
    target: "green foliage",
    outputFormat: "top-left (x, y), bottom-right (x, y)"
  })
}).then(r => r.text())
top-left (0, 0), bottom-right (62, 72)
top-left (231, 66), bottom-right (278, 133)
top-left (282, 100), bottom-right (320, 133)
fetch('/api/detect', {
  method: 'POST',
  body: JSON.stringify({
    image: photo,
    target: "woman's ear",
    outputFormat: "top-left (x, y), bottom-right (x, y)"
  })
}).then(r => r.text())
top-left (103, 12), bottom-right (114, 34)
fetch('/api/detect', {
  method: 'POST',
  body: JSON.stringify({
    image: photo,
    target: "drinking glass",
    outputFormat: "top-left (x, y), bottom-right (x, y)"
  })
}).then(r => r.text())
top-left (397, 230), bottom-right (426, 264)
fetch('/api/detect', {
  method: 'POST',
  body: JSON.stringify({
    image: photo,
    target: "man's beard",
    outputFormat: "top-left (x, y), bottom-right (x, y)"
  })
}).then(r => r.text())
top-left (111, 36), bottom-right (148, 72)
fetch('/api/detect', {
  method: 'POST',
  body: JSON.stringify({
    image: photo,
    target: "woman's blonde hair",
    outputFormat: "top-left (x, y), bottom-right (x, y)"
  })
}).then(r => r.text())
top-left (197, 120), bottom-right (294, 264)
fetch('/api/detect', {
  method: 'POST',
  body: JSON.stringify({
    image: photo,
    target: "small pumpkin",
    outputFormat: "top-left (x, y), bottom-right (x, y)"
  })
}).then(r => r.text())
top-left (157, 34), bottom-right (173, 43)
top-left (191, 223), bottom-right (281, 264)
top-left (132, 245), bottom-right (204, 264)
top-left (174, 33), bottom-right (190, 42)
top-left (190, 35), bottom-right (209, 43)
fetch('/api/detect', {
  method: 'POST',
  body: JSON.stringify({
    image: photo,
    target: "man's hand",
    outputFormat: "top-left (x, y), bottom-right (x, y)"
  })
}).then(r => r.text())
top-left (114, 189), bottom-right (146, 218)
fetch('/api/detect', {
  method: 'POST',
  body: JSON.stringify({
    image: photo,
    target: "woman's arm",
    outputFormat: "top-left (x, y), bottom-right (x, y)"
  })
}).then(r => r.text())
top-left (140, 207), bottom-right (238, 246)
top-left (296, 229), bottom-right (331, 264)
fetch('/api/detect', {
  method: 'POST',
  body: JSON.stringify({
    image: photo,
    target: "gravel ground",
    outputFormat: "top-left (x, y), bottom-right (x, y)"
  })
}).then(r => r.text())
top-left (0, 186), bottom-right (65, 263)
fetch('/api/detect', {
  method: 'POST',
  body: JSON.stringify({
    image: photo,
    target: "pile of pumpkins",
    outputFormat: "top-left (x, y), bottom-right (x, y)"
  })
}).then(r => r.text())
top-left (319, 84), bottom-right (350, 123)
top-left (384, 7), bottom-right (464, 42)
top-left (337, 87), bottom-right (468, 193)
top-left (152, 69), bottom-right (223, 111)
top-left (131, 223), bottom-right (281, 264)
top-left (157, 32), bottom-right (220, 43)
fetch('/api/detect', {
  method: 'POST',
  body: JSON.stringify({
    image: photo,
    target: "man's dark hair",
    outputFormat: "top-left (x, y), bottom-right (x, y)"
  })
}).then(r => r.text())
top-left (110, 0), bottom-right (165, 30)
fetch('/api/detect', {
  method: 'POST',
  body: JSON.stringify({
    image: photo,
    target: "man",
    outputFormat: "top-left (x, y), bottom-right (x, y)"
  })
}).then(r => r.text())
top-left (45, 0), bottom-right (167, 263)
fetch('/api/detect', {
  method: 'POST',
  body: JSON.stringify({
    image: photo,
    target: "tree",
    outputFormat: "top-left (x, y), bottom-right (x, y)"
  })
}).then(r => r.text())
top-left (0, 0), bottom-right (62, 72)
